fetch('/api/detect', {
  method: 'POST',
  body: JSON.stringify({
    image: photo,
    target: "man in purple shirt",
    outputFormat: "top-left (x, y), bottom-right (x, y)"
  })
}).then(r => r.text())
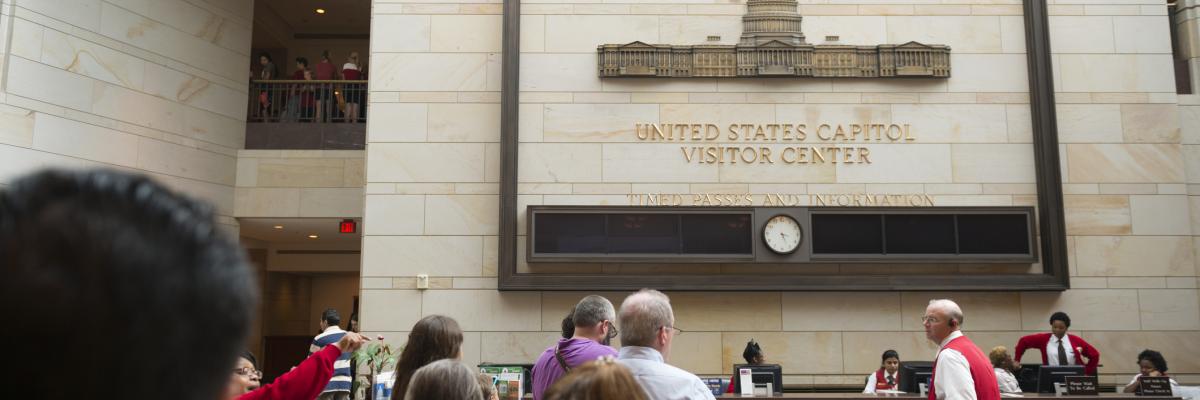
top-left (531, 295), bottom-right (619, 399)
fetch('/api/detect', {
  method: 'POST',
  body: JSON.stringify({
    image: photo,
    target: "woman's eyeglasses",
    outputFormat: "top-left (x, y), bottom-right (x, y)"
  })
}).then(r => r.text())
top-left (233, 367), bottom-right (262, 378)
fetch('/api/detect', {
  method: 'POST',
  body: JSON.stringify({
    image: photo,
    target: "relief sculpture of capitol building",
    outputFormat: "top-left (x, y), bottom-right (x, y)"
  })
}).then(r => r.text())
top-left (598, 0), bottom-right (952, 78)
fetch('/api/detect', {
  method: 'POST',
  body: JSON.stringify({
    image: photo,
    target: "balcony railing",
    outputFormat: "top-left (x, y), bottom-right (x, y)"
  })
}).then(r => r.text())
top-left (246, 80), bottom-right (367, 150)
top-left (249, 80), bottom-right (367, 123)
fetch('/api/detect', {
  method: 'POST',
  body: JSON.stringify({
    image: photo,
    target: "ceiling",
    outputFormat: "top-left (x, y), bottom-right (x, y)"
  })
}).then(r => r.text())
top-left (258, 0), bottom-right (371, 35)
top-left (239, 218), bottom-right (362, 245)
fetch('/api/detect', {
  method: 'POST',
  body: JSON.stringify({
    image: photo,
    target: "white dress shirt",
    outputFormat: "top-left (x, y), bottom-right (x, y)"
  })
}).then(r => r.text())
top-left (994, 368), bottom-right (1021, 394)
top-left (933, 331), bottom-right (977, 400)
top-left (863, 370), bottom-right (899, 393)
top-left (1046, 335), bottom-right (1075, 366)
top-left (617, 346), bottom-right (716, 400)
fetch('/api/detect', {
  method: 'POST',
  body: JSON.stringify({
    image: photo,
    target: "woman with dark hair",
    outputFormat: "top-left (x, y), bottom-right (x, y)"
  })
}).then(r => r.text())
top-left (256, 52), bottom-right (277, 120)
top-left (348, 312), bottom-right (360, 333)
top-left (225, 351), bottom-right (262, 397)
top-left (560, 312), bottom-right (575, 339)
top-left (725, 339), bottom-right (766, 393)
top-left (1124, 350), bottom-right (1180, 394)
top-left (258, 52), bottom-right (277, 79)
top-left (391, 315), bottom-right (465, 399)
top-left (1014, 311), bottom-right (1100, 375)
top-left (226, 332), bottom-right (369, 400)
top-left (863, 350), bottom-right (900, 393)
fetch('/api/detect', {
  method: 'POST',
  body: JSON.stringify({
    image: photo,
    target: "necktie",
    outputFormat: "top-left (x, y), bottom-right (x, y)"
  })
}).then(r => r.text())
top-left (1057, 339), bottom-right (1069, 365)
top-left (887, 375), bottom-right (895, 386)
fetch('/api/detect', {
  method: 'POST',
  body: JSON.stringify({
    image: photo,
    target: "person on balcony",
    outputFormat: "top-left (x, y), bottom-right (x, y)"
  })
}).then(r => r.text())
top-left (342, 51), bottom-right (364, 123)
top-left (314, 50), bottom-right (337, 122)
top-left (256, 52), bottom-right (277, 121)
top-left (284, 58), bottom-right (314, 122)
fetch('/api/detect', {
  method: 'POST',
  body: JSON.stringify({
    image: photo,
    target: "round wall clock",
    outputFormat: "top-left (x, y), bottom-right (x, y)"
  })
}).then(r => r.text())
top-left (763, 214), bottom-right (802, 254)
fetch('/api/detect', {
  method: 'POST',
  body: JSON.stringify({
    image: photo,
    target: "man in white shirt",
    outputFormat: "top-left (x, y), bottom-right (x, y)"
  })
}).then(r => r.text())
top-left (924, 299), bottom-right (1000, 400)
top-left (616, 289), bottom-right (716, 400)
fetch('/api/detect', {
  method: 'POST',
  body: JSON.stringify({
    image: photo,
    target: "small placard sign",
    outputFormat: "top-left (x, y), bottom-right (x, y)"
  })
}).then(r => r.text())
top-left (1065, 376), bottom-right (1098, 395)
top-left (1138, 376), bottom-right (1173, 396)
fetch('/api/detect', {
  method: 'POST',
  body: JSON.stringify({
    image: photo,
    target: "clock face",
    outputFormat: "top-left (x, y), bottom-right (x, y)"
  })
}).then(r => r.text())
top-left (763, 215), bottom-right (802, 254)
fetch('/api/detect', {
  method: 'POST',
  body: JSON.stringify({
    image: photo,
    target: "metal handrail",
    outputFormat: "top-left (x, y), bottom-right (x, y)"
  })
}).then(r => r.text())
top-left (248, 80), bottom-right (368, 123)
top-left (251, 79), bottom-right (368, 84)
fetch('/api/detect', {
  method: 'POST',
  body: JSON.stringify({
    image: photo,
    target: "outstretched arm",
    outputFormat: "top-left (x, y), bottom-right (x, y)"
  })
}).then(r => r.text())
top-left (241, 332), bottom-right (368, 400)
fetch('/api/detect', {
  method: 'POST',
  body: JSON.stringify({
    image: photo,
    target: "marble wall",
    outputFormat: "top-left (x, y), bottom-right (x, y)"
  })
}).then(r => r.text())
top-left (361, 0), bottom-right (1200, 385)
top-left (235, 149), bottom-right (365, 218)
top-left (0, 0), bottom-right (251, 230)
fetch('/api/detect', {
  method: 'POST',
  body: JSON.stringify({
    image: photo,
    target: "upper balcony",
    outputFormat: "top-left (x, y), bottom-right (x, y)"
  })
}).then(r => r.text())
top-left (246, 80), bottom-right (366, 150)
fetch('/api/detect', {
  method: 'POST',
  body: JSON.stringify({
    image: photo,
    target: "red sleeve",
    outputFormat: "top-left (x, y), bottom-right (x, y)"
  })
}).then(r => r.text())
top-left (1070, 334), bottom-right (1100, 376)
top-left (1015, 333), bottom-right (1045, 364)
top-left (239, 345), bottom-right (342, 400)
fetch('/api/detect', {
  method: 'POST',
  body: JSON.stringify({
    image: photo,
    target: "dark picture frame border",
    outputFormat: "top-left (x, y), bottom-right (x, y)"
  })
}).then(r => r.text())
top-left (497, 0), bottom-right (1068, 291)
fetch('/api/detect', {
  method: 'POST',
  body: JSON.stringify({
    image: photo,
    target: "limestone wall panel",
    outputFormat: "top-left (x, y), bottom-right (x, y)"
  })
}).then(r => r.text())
top-left (360, 290), bottom-right (424, 332)
top-left (952, 144), bottom-right (1036, 183)
top-left (429, 103), bottom-right (501, 142)
top-left (1020, 290), bottom-right (1142, 331)
top-left (366, 143), bottom-right (486, 182)
top-left (1075, 236), bottom-right (1195, 277)
top-left (432, 15), bottom-right (502, 52)
top-left (518, 143), bottom-right (603, 182)
top-left (423, 194), bottom-right (499, 235)
top-left (782, 292), bottom-right (901, 331)
top-left (422, 290), bottom-right (542, 332)
top-left (362, 236), bottom-right (483, 277)
top-left (544, 15), bottom-right (659, 53)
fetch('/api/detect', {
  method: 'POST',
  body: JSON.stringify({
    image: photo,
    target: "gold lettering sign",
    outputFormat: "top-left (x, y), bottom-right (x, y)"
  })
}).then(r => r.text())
top-left (634, 122), bottom-right (915, 165)
top-left (627, 193), bottom-right (935, 207)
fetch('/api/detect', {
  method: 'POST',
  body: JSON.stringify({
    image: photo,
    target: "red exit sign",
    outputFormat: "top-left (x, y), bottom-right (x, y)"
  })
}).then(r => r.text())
top-left (339, 219), bottom-right (357, 234)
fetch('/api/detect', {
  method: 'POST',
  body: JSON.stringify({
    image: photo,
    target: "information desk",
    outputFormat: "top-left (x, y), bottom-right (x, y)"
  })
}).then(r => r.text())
top-left (717, 394), bottom-right (1180, 400)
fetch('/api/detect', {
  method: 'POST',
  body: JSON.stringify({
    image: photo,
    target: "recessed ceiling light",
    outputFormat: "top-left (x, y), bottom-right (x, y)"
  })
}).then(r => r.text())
top-left (273, 225), bottom-right (284, 229)
top-left (308, 234), bottom-right (319, 239)
top-left (315, 8), bottom-right (326, 14)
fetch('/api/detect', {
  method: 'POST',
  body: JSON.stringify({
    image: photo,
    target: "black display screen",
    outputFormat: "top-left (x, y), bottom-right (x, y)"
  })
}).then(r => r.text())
top-left (957, 214), bottom-right (1030, 254)
top-left (811, 214), bottom-right (883, 254)
top-left (533, 213), bottom-right (606, 254)
top-left (533, 212), bottom-right (752, 255)
top-left (681, 214), bottom-right (752, 254)
top-left (885, 214), bottom-right (956, 254)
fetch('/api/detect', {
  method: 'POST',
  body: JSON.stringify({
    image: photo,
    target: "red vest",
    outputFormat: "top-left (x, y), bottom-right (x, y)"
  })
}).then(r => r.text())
top-left (876, 368), bottom-right (899, 391)
top-left (929, 335), bottom-right (1000, 400)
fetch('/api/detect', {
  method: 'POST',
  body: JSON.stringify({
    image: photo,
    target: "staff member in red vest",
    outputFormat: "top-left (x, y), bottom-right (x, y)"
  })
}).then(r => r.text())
top-left (863, 350), bottom-right (901, 393)
top-left (1013, 311), bottom-right (1100, 375)
top-left (924, 299), bottom-right (1000, 400)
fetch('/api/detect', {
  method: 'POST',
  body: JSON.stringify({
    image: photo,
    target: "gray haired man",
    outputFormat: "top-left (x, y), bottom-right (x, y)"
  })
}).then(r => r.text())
top-left (617, 289), bottom-right (715, 400)
top-left (531, 295), bottom-right (620, 399)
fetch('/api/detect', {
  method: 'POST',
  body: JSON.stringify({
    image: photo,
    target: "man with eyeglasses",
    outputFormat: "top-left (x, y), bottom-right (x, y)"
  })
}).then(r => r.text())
top-left (924, 299), bottom-right (1000, 400)
top-left (617, 289), bottom-right (715, 400)
top-left (532, 295), bottom-right (620, 400)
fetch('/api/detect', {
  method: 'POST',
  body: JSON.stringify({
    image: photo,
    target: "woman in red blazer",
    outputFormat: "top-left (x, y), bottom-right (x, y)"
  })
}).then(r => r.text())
top-left (1014, 312), bottom-right (1100, 375)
